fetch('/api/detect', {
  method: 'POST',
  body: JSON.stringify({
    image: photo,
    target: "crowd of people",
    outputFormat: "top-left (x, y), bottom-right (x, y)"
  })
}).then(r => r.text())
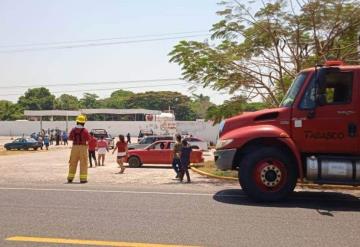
top-left (86, 132), bottom-right (127, 174)
top-left (30, 128), bottom-right (68, 150)
top-left (66, 114), bottom-right (192, 184)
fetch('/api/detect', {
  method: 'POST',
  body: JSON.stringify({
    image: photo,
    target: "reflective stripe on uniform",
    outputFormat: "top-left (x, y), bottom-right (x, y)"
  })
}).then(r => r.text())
top-left (67, 173), bottom-right (75, 179)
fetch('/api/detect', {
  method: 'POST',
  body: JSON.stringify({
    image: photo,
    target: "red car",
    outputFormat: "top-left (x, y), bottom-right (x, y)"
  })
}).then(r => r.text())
top-left (126, 140), bottom-right (204, 167)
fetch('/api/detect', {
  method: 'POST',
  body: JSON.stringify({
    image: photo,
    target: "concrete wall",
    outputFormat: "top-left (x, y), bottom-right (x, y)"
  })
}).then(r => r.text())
top-left (0, 121), bottom-right (219, 143)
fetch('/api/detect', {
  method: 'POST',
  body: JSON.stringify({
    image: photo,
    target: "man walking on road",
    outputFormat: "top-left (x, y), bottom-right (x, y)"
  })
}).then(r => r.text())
top-left (67, 114), bottom-right (91, 183)
top-left (172, 134), bottom-right (182, 178)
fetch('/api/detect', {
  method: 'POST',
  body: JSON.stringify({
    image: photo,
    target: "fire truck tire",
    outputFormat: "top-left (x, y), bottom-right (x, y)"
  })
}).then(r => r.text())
top-left (128, 156), bottom-right (142, 168)
top-left (239, 147), bottom-right (297, 202)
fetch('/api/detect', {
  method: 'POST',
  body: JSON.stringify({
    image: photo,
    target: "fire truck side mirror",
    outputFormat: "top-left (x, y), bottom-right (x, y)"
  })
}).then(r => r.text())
top-left (307, 110), bottom-right (316, 119)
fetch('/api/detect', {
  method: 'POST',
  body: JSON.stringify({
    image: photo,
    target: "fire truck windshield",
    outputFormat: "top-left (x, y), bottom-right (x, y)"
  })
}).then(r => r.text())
top-left (280, 72), bottom-right (308, 107)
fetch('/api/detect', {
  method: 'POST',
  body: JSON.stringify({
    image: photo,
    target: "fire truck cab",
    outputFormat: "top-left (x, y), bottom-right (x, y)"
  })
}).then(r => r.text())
top-left (215, 61), bottom-right (360, 201)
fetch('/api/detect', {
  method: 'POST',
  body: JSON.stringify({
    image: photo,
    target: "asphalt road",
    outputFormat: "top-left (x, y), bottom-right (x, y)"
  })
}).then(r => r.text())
top-left (0, 183), bottom-right (359, 247)
top-left (0, 147), bottom-right (359, 247)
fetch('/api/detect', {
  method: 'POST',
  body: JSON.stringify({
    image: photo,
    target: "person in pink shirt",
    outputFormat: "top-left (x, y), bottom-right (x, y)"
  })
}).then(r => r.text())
top-left (97, 136), bottom-right (108, 166)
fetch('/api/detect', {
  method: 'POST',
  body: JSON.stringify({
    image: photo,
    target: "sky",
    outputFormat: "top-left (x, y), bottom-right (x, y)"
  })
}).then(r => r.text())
top-left (0, 0), bottom-right (235, 105)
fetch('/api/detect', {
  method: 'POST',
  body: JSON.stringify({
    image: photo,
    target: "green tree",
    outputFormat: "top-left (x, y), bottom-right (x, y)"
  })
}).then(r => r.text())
top-left (189, 94), bottom-right (215, 119)
top-left (80, 93), bottom-right (100, 109)
top-left (206, 96), bottom-right (246, 124)
top-left (103, 90), bottom-right (134, 109)
top-left (0, 100), bottom-right (23, 120)
top-left (205, 97), bottom-right (267, 124)
top-left (170, 0), bottom-right (360, 120)
top-left (125, 91), bottom-right (196, 120)
top-left (18, 87), bottom-right (55, 110)
top-left (55, 94), bottom-right (80, 110)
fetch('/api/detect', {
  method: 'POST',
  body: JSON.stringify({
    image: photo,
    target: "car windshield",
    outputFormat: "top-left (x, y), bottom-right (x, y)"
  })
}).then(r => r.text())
top-left (280, 72), bottom-right (308, 107)
top-left (139, 137), bottom-right (154, 144)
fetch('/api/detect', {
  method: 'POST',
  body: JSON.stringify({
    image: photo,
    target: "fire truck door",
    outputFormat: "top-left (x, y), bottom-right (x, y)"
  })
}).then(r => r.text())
top-left (291, 70), bottom-right (358, 154)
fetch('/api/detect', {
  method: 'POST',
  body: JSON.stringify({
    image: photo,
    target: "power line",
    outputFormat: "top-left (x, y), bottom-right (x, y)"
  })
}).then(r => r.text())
top-left (0, 34), bottom-right (208, 53)
top-left (0, 78), bottom-right (183, 89)
top-left (0, 30), bottom-right (208, 48)
top-left (0, 82), bottom-right (190, 97)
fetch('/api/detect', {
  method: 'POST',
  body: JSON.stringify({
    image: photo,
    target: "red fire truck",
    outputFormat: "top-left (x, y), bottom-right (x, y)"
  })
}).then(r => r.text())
top-left (215, 61), bottom-right (359, 201)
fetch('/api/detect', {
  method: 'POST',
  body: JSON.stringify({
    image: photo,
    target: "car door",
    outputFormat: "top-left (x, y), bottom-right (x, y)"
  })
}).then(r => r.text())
top-left (17, 139), bottom-right (27, 149)
top-left (10, 139), bottom-right (21, 149)
top-left (291, 69), bottom-right (358, 154)
top-left (145, 142), bottom-right (170, 164)
top-left (165, 142), bottom-right (175, 163)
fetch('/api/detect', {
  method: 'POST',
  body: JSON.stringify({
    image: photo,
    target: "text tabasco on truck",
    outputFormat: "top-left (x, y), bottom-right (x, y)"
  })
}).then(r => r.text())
top-left (214, 60), bottom-right (359, 202)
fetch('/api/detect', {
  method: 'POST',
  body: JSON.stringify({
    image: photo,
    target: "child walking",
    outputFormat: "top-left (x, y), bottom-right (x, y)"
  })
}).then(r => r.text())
top-left (44, 135), bottom-right (50, 150)
top-left (112, 135), bottom-right (128, 174)
top-left (179, 139), bottom-right (192, 183)
top-left (97, 136), bottom-right (108, 166)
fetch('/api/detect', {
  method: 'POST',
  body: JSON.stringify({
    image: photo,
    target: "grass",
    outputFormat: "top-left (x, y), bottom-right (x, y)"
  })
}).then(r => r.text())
top-left (193, 160), bottom-right (238, 179)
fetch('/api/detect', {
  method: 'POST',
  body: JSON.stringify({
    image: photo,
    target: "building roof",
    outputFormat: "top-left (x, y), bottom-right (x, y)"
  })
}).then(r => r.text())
top-left (24, 109), bottom-right (162, 117)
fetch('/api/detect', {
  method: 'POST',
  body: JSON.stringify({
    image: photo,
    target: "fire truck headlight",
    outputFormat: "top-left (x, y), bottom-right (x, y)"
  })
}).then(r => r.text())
top-left (216, 139), bottom-right (233, 149)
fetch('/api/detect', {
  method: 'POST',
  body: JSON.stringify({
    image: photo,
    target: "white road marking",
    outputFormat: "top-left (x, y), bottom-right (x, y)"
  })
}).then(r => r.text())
top-left (0, 187), bottom-right (358, 201)
top-left (0, 186), bottom-right (247, 198)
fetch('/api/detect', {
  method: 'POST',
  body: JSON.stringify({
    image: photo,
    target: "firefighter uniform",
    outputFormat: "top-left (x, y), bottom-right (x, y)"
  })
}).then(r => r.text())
top-left (67, 115), bottom-right (91, 183)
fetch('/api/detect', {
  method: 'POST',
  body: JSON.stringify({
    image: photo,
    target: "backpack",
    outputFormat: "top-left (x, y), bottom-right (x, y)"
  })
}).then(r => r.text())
top-left (73, 128), bottom-right (84, 145)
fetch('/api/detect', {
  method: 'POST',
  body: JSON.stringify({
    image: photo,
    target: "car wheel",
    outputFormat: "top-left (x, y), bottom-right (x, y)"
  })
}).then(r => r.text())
top-left (5, 147), bottom-right (10, 151)
top-left (239, 147), bottom-right (297, 202)
top-left (128, 156), bottom-right (142, 168)
top-left (34, 147), bottom-right (38, 151)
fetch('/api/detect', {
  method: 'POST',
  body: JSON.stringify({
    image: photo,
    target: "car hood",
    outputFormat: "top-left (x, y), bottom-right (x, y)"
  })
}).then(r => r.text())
top-left (128, 143), bottom-right (148, 149)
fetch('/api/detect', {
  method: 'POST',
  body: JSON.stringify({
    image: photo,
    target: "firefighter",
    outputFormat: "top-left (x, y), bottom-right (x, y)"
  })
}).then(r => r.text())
top-left (67, 114), bottom-right (91, 183)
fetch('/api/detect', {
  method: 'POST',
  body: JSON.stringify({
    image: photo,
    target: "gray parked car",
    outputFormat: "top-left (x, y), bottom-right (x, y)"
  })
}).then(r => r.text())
top-left (128, 135), bottom-right (173, 150)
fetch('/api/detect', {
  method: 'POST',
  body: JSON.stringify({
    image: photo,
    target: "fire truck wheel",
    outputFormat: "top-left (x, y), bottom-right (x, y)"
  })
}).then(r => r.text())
top-left (128, 156), bottom-right (142, 168)
top-left (239, 147), bottom-right (297, 202)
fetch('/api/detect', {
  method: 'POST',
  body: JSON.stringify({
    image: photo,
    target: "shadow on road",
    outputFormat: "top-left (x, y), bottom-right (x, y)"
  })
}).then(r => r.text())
top-left (213, 189), bottom-right (360, 213)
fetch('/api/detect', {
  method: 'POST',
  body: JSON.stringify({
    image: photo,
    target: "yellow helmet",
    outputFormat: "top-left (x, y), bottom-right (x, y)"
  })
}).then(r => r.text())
top-left (76, 114), bottom-right (87, 124)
